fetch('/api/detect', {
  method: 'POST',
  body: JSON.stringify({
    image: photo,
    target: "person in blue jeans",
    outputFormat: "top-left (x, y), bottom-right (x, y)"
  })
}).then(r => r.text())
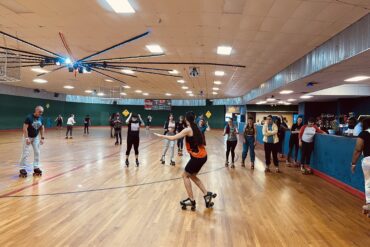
top-left (241, 117), bottom-right (257, 169)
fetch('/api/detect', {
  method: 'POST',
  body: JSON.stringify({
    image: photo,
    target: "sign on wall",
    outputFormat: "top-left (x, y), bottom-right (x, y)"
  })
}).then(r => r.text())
top-left (144, 99), bottom-right (172, 111)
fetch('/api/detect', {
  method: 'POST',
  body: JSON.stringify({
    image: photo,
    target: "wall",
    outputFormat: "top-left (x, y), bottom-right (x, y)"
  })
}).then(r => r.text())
top-left (255, 112), bottom-right (293, 128)
top-left (0, 94), bottom-right (225, 129)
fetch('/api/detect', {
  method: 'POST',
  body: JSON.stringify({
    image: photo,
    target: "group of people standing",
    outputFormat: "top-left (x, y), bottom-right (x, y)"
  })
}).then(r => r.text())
top-left (55, 114), bottom-right (91, 138)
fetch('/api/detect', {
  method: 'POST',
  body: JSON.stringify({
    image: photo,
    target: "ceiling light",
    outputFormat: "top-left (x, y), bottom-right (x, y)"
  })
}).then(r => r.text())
top-left (146, 44), bottom-right (163, 53)
top-left (215, 71), bottom-right (225, 76)
top-left (256, 101), bottom-right (267, 105)
top-left (33, 78), bottom-right (47, 84)
top-left (287, 99), bottom-right (296, 102)
top-left (344, 76), bottom-right (370, 82)
top-left (123, 85), bottom-right (131, 89)
top-left (85, 90), bottom-right (93, 93)
top-left (186, 91), bottom-right (192, 94)
top-left (122, 69), bottom-right (134, 74)
top-left (278, 101), bottom-right (285, 104)
top-left (177, 79), bottom-right (185, 83)
top-left (165, 93), bottom-right (172, 96)
top-left (143, 92), bottom-right (149, 96)
top-left (135, 90), bottom-right (142, 93)
top-left (181, 86), bottom-right (189, 90)
top-left (280, 90), bottom-right (293, 94)
top-left (106, 0), bottom-right (135, 13)
top-left (64, 85), bottom-right (74, 89)
top-left (169, 70), bottom-right (179, 75)
top-left (97, 92), bottom-right (105, 96)
top-left (189, 94), bottom-right (194, 97)
top-left (120, 92), bottom-right (127, 96)
top-left (217, 46), bottom-right (232, 55)
top-left (266, 98), bottom-right (276, 102)
top-left (212, 87), bottom-right (219, 91)
top-left (300, 95), bottom-right (313, 99)
top-left (284, 102), bottom-right (292, 105)
top-left (64, 57), bottom-right (72, 64)
top-left (214, 80), bottom-right (222, 85)
top-left (212, 92), bottom-right (218, 95)
top-left (31, 68), bottom-right (49, 73)
top-left (105, 79), bottom-right (113, 82)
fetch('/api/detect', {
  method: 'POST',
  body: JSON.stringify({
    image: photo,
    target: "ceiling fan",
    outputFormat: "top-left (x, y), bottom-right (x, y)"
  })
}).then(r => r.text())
top-left (0, 30), bottom-right (246, 86)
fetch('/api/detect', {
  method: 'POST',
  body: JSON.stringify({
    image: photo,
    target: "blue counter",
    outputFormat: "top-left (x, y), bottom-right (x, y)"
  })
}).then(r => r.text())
top-left (256, 125), bottom-right (365, 194)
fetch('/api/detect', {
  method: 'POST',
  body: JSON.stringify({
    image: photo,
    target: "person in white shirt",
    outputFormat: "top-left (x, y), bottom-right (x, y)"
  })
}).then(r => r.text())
top-left (65, 114), bottom-right (76, 139)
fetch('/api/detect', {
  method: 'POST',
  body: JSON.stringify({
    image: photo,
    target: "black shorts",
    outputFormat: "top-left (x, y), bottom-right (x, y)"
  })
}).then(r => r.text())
top-left (57, 121), bottom-right (62, 127)
top-left (185, 156), bottom-right (207, 174)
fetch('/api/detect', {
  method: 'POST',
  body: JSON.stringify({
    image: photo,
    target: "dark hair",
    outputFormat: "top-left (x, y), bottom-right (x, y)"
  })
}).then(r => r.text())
top-left (267, 115), bottom-right (273, 119)
top-left (308, 117), bottom-right (315, 123)
top-left (185, 111), bottom-right (204, 145)
top-left (248, 117), bottom-right (254, 121)
top-left (132, 113), bottom-right (138, 118)
top-left (167, 113), bottom-right (174, 121)
top-left (362, 117), bottom-right (370, 130)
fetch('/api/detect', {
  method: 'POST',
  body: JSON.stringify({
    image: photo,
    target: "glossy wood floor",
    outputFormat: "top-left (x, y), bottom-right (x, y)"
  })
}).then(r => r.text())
top-left (0, 127), bottom-right (369, 247)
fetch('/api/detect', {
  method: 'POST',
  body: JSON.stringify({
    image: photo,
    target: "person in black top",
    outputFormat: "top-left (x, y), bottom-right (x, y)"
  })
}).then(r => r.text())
top-left (287, 116), bottom-right (303, 166)
top-left (176, 115), bottom-right (186, 156)
top-left (241, 117), bottom-right (257, 169)
top-left (84, 115), bottom-right (91, 134)
top-left (351, 117), bottom-right (370, 217)
top-left (109, 113), bottom-right (115, 138)
top-left (125, 112), bottom-right (144, 167)
top-left (55, 114), bottom-right (63, 129)
top-left (275, 117), bottom-right (287, 159)
top-left (113, 112), bottom-right (123, 145)
top-left (19, 106), bottom-right (45, 177)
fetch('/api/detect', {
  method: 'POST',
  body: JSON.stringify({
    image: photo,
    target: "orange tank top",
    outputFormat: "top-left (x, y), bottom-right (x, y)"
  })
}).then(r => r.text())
top-left (185, 136), bottom-right (207, 158)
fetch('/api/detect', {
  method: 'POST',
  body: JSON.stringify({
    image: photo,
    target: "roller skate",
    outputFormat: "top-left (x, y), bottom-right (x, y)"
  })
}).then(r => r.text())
top-left (180, 198), bottom-right (196, 211)
top-left (275, 167), bottom-right (280, 173)
top-left (160, 155), bottom-right (165, 165)
top-left (203, 192), bottom-right (217, 208)
top-left (125, 159), bottom-right (129, 167)
top-left (178, 149), bottom-right (183, 156)
top-left (19, 169), bottom-right (27, 178)
top-left (251, 162), bottom-right (255, 170)
top-left (230, 162), bottom-right (235, 169)
top-left (362, 204), bottom-right (370, 217)
top-left (33, 168), bottom-right (42, 177)
top-left (264, 166), bottom-right (271, 172)
top-left (301, 166), bottom-right (312, 175)
top-left (65, 136), bottom-right (68, 139)
top-left (170, 160), bottom-right (175, 166)
top-left (241, 160), bottom-right (245, 167)
top-left (225, 161), bottom-right (229, 167)
top-left (115, 141), bottom-right (119, 146)
top-left (136, 159), bottom-right (140, 167)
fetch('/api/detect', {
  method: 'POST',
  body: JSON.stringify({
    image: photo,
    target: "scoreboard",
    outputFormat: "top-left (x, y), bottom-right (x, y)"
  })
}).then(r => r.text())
top-left (144, 99), bottom-right (172, 111)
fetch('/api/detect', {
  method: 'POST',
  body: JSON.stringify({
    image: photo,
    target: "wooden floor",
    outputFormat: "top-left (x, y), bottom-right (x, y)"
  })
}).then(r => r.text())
top-left (0, 127), bottom-right (369, 247)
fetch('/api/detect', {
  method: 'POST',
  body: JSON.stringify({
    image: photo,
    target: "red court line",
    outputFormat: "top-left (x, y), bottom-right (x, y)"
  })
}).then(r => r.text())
top-left (0, 138), bottom-right (159, 198)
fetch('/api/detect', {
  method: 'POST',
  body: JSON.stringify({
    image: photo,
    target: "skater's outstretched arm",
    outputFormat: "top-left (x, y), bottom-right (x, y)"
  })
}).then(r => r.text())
top-left (154, 127), bottom-right (191, 141)
top-left (138, 114), bottom-right (145, 126)
top-left (126, 113), bottom-right (132, 124)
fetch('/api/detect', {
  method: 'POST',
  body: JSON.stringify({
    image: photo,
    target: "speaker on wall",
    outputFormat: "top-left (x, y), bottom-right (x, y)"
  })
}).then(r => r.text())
top-left (54, 93), bottom-right (59, 98)
top-left (113, 101), bottom-right (117, 105)
top-left (33, 89), bottom-right (40, 93)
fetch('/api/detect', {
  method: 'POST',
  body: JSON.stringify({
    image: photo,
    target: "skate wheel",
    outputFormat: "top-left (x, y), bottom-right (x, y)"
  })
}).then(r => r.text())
top-left (181, 206), bottom-right (187, 210)
top-left (212, 193), bottom-right (217, 198)
top-left (209, 202), bottom-right (214, 207)
top-left (363, 209), bottom-right (369, 214)
top-left (191, 207), bottom-right (196, 211)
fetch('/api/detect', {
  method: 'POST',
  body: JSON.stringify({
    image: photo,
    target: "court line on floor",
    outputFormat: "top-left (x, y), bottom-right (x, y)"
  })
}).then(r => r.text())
top-left (0, 166), bottom-right (226, 198)
top-left (0, 138), bottom-right (161, 198)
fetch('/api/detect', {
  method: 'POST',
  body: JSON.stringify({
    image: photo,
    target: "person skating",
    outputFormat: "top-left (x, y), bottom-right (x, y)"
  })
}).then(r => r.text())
top-left (65, 114), bottom-right (76, 139)
top-left (18, 106), bottom-right (45, 177)
top-left (113, 113), bottom-right (123, 145)
top-left (262, 115), bottom-right (280, 173)
top-left (241, 117), bottom-right (257, 169)
top-left (160, 113), bottom-right (177, 165)
top-left (125, 112), bottom-right (144, 167)
top-left (287, 116), bottom-right (303, 167)
top-left (154, 111), bottom-right (216, 210)
top-left (176, 115), bottom-right (186, 156)
top-left (84, 115), bottom-right (91, 134)
top-left (55, 114), bottom-right (63, 129)
top-left (224, 118), bottom-right (238, 168)
top-left (198, 119), bottom-right (210, 145)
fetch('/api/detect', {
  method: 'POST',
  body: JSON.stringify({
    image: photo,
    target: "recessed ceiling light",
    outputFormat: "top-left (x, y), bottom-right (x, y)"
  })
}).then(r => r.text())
top-left (256, 101), bottom-right (267, 105)
top-left (169, 70), bottom-right (179, 75)
top-left (212, 92), bottom-right (218, 95)
top-left (105, 79), bottom-right (113, 82)
top-left (33, 78), bottom-right (47, 84)
top-left (300, 95), bottom-right (313, 99)
top-left (64, 85), bottom-right (74, 89)
top-left (212, 87), bottom-right (219, 91)
top-left (177, 79), bottom-right (185, 83)
top-left (85, 90), bottom-right (93, 93)
top-left (215, 71), bottom-right (225, 76)
top-left (122, 69), bottom-right (134, 74)
top-left (123, 85), bottom-right (131, 89)
top-left (165, 93), bottom-right (172, 96)
top-left (214, 80), bottom-right (222, 85)
top-left (135, 90), bottom-right (142, 93)
top-left (217, 46), bottom-right (232, 55)
top-left (146, 44), bottom-right (163, 53)
top-left (181, 86), bottom-right (189, 90)
top-left (287, 99), bottom-right (296, 102)
top-left (106, 0), bottom-right (135, 13)
top-left (266, 98), bottom-right (276, 102)
top-left (31, 68), bottom-right (49, 73)
top-left (189, 94), bottom-right (194, 97)
top-left (280, 90), bottom-right (293, 94)
top-left (186, 91), bottom-right (192, 94)
top-left (120, 92), bottom-right (127, 96)
top-left (344, 76), bottom-right (370, 82)
top-left (97, 92), bottom-right (105, 96)
top-left (143, 92), bottom-right (149, 96)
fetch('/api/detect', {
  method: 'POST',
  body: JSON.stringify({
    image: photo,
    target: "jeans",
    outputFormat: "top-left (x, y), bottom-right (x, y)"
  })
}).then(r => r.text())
top-left (242, 136), bottom-right (255, 162)
top-left (66, 125), bottom-right (73, 137)
top-left (162, 138), bottom-right (175, 160)
top-left (19, 136), bottom-right (40, 169)
top-left (177, 137), bottom-right (184, 150)
top-left (264, 142), bottom-right (279, 167)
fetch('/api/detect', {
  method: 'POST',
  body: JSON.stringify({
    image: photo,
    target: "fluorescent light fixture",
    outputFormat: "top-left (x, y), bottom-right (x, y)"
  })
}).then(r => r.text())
top-left (215, 71), bottom-right (225, 76)
top-left (143, 92), bottom-right (149, 96)
top-left (278, 101), bottom-right (285, 104)
top-left (217, 46), bottom-right (232, 55)
top-left (146, 44), bottom-right (163, 53)
top-left (300, 95), bottom-right (313, 99)
top-left (186, 91), bottom-right (192, 94)
top-left (64, 85), bottom-right (74, 89)
top-left (214, 80), bottom-right (222, 85)
top-left (344, 76), bottom-right (370, 82)
top-left (189, 94), bottom-right (194, 97)
top-left (256, 101), bottom-right (267, 105)
top-left (33, 78), bottom-right (47, 84)
top-left (135, 90), bottom-right (142, 93)
top-left (169, 70), bottom-right (179, 75)
top-left (287, 98), bottom-right (296, 102)
top-left (106, 0), bottom-right (135, 13)
top-left (123, 85), bottom-right (131, 88)
top-left (280, 90), bottom-right (293, 94)
top-left (266, 98), bottom-right (276, 102)
top-left (181, 86), bottom-right (189, 90)
top-left (97, 92), bottom-right (105, 96)
top-left (165, 93), bottom-right (172, 96)
top-left (105, 79), bottom-right (113, 82)
top-left (122, 69), bottom-right (134, 74)
top-left (177, 79), bottom-right (185, 83)
top-left (212, 92), bottom-right (218, 95)
top-left (31, 68), bottom-right (49, 73)
top-left (120, 92), bottom-right (127, 96)
top-left (85, 90), bottom-right (93, 93)
top-left (284, 102), bottom-right (292, 105)
top-left (212, 87), bottom-right (219, 91)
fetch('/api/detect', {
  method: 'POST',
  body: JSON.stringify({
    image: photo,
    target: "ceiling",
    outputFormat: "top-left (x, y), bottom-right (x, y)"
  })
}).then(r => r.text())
top-left (0, 0), bottom-right (369, 99)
